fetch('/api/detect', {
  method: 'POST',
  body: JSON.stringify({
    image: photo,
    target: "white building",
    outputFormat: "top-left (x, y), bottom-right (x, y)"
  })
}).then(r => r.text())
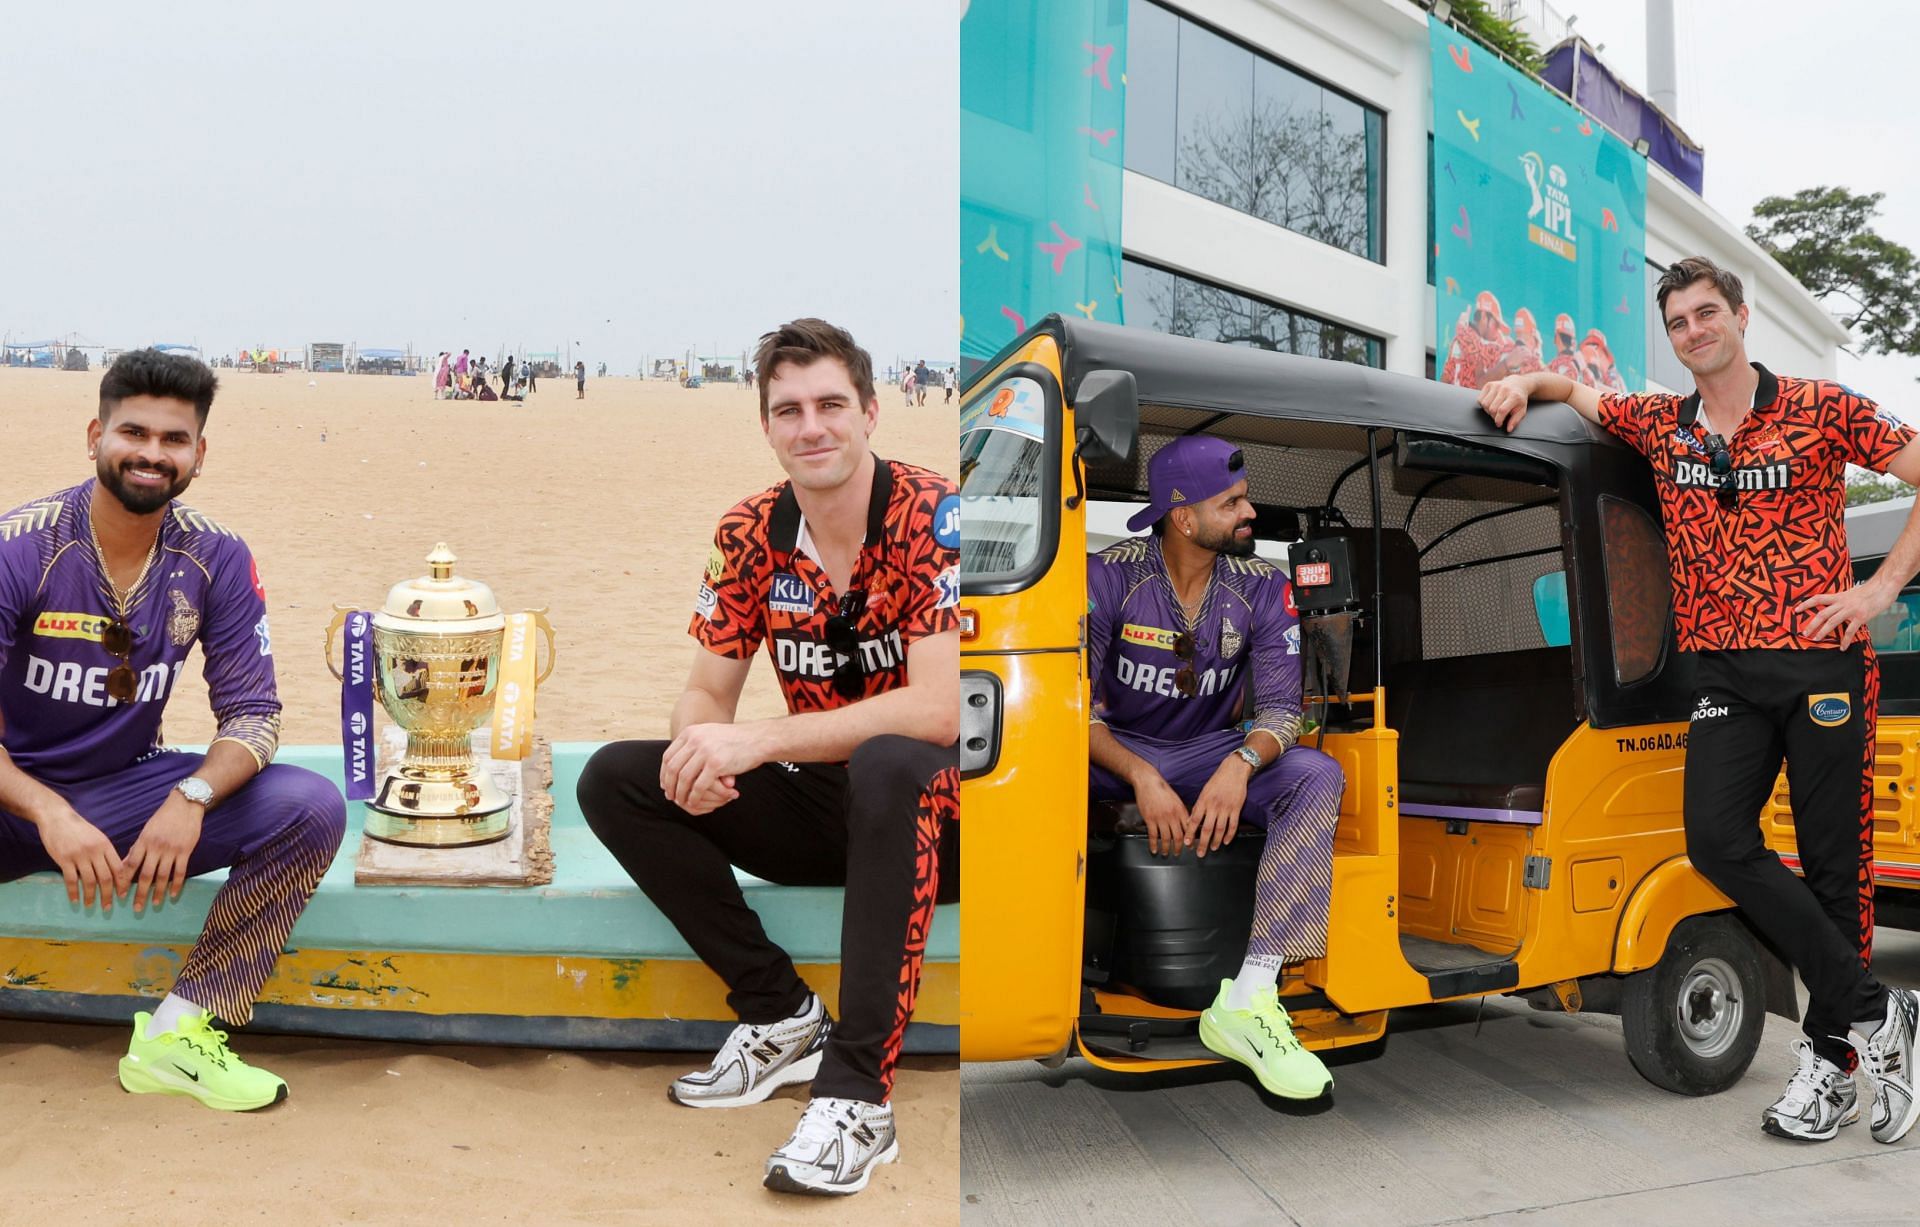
top-left (1116, 0), bottom-right (1850, 390)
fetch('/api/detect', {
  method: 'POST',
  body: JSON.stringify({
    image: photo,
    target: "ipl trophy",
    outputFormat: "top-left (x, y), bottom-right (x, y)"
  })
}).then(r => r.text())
top-left (326, 544), bottom-right (555, 847)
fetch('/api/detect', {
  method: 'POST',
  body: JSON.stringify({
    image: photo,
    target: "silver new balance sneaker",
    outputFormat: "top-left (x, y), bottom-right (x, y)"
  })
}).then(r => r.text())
top-left (668, 993), bottom-right (831, 1110)
top-left (1852, 986), bottom-right (1920, 1144)
top-left (1760, 1038), bottom-right (1858, 1141)
top-left (764, 1096), bottom-right (899, 1196)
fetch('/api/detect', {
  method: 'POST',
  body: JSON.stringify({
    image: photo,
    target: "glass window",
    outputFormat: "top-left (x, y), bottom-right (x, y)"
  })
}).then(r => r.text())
top-left (1599, 495), bottom-right (1671, 685)
top-left (1124, 0), bottom-right (1178, 184)
top-left (1125, 0), bottom-right (1384, 263)
top-left (1174, 20), bottom-right (1254, 215)
top-left (1123, 256), bottom-right (1384, 367)
top-left (960, 375), bottom-right (1052, 581)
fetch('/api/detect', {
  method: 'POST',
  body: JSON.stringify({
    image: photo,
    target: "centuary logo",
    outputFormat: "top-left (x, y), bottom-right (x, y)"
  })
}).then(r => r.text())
top-left (24, 655), bottom-right (181, 707)
top-left (1692, 695), bottom-right (1729, 722)
top-left (1810, 693), bottom-right (1852, 727)
top-left (933, 564), bottom-right (960, 610)
top-left (769, 573), bottom-right (814, 616)
top-left (1519, 152), bottom-right (1577, 263)
top-left (31, 612), bottom-right (110, 642)
top-left (1674, 458), bottom-right (1793, 492)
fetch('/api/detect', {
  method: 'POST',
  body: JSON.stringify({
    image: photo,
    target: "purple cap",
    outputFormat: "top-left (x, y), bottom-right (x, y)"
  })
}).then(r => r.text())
top-left (1126, 436), bottom-right (1247, 532)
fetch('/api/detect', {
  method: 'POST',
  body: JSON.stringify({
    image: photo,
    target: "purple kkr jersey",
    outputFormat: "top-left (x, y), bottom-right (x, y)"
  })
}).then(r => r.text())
top-left (0, 482), bottom-right (281, 785)
top-left (1088, 537), bottom-right (1303, 749)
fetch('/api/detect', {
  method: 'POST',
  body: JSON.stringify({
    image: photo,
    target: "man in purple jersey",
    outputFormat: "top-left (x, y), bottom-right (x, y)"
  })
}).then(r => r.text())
top-left (1089, 435), bottom-right (1345, 1099)
top-left (0, 349), bottom-right (345, 1112)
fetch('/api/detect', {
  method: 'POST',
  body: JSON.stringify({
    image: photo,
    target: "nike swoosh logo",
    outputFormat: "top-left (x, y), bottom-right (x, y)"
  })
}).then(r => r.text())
top-left (171, 1063), bottom-right (200, 1082)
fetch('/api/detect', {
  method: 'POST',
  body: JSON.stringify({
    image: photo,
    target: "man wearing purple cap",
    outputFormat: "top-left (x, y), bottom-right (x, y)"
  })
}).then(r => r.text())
top-left (1089, 435), bottom-right (1345, 1099)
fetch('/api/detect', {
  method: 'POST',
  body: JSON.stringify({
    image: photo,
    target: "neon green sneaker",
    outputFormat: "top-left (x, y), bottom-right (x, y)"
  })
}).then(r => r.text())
top-left (117, 1011), bottom-right (287, 1112)
top-left (1198, 980), bottom-right (1332, 1100)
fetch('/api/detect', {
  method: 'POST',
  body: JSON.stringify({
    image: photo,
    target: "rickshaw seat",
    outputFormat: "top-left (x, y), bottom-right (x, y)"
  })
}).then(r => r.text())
top-left (1387, 646), bottom-right (1576, 824)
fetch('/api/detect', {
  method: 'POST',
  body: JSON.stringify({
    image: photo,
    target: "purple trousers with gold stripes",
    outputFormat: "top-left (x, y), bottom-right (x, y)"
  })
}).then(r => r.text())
top-left (0, 750), bottom-right (345, 1025)
top-left (1092, 726), bottom-right (1344, 963)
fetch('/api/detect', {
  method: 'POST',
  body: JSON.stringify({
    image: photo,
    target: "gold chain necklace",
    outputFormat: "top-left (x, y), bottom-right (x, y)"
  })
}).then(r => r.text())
top-left (88, 505), bottom-right (160, 617)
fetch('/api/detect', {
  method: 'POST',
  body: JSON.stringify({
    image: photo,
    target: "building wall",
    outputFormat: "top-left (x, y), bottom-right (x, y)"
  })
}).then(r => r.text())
top-left (1120, 0), bottom-right (1848, 383)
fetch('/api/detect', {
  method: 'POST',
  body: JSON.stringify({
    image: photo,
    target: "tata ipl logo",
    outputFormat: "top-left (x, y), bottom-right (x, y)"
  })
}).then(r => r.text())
top-left (1519, 151), bottom-right (1577, 262)
top-left (347, 613), bottom-right (371, 786)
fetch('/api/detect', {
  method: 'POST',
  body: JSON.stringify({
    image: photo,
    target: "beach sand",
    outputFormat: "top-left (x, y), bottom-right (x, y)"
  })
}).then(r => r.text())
top-left (0, 367), bottom-right (959, 1222)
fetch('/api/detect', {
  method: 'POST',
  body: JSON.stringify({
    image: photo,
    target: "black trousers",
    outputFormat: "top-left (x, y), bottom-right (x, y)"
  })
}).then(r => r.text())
top-left (577, 734), bottom-right (958, 1104)
top-left (1683, 646), bottom-right (1886, 1067)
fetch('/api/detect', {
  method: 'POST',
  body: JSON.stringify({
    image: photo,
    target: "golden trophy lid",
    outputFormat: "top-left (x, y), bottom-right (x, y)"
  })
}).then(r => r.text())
top-left (377, 543), bottom-right (505, 626)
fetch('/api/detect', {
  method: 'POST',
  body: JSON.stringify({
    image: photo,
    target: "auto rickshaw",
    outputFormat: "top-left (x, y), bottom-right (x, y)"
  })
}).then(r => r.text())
top-left (958, 314), bottom-right (1800, 1096)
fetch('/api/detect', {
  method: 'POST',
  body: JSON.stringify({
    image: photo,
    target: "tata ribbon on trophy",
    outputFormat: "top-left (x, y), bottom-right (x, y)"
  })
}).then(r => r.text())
top-left (326, 544), bottom-right (556, 847)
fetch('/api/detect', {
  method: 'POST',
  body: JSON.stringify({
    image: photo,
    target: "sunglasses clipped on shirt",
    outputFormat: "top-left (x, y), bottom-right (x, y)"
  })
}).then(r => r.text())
top-left (1703, 433), bottom-right (1739, 510)
top-left (102, 615), bottom-right (137, 702)
top-left (1173, 631), bottom-right (1198, 697)
top-left (823, 590), bottom-right (870, 699)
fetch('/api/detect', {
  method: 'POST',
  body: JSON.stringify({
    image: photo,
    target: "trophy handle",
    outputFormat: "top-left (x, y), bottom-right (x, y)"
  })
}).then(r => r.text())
top-left (323, 605), bottom-right (357, 681)
top-left (528, 608), bottom-right (557, 685)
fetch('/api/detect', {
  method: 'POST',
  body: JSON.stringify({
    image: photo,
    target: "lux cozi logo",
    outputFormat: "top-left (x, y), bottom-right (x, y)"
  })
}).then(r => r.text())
top-left (32, 612), bottom-right (109, 642)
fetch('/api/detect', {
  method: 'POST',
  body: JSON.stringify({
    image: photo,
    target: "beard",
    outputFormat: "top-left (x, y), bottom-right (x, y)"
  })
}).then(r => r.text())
top-left (98, 455), bottom-right (192, 515)
top-left (1196, 521), bottom-right (1256, 558)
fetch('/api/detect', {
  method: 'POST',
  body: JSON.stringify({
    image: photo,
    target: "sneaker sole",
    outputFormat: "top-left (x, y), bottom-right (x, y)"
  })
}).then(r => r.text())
top-left (1197, 1012), bottom-right (1332, 1101)
top-left (1873, 1089), bottom-right (1920, 1144)
top-left (763, 1138), bottom-right (900, 1195)
top-left (117, 1057), bottom-right (286, 1112)
top-left (1761, 1108), bottom-right (1854, 1142)
top-left (669, 1049), bottom-right (822, 1110)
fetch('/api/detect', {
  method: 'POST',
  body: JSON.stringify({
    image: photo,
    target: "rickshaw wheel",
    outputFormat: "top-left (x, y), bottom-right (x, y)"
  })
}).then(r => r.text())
top-left (1620, 913), bottom-right (1766, 1097)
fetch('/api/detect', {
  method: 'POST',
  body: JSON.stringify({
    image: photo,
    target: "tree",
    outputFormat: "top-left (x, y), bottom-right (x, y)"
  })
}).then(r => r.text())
top-left (1445, 0), bottom-right (1543, 74)
top-left (1745, 187), bottom-right (1920, 356)
top-left (1847, 471), bottom-right (1914, 507)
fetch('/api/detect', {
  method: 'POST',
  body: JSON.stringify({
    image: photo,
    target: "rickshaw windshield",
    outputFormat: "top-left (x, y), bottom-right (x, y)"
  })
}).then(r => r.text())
top-left (960, 370), bottom-right (1058, 589)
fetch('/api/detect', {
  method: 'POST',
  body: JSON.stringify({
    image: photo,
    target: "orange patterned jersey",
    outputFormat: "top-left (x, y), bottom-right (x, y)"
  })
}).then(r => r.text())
top-left (1599, 364), bottom-right (1917, 651)
top-left (689, 457), bottom-right (960, 713)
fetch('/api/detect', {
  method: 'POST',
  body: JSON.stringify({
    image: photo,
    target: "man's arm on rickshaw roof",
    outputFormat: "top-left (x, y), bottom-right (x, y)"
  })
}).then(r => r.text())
top-left (1479, 371), bottom-right (1605, 432)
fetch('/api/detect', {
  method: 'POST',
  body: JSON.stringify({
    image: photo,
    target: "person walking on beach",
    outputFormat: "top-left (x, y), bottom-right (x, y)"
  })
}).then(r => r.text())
top-left (1480, 256), bottom-right (1920, 1144)
top-left (0, 349), bottom-right (346, 1112)
top-left (577, 318), bottom-right (958, 1195)
top-left (574, 360), bottom-right (586, 399)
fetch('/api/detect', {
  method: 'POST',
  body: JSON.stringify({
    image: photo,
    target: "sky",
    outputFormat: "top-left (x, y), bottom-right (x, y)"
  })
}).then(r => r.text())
top-left (0, 2), bottom-right (957, 373)
top-left (1550, 0), bottom-right (1920, 407)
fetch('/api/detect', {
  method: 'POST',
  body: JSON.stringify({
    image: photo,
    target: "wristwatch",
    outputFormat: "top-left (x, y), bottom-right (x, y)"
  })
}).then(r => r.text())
top-left (175, 776), bottom-right (214, 806)
top-left (1234, 745), bottom-right (1263, 773)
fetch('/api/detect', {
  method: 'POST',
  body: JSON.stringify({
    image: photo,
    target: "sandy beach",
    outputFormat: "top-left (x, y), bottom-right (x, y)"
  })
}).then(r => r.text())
top-left (0, 366), bottom-right (959, 1222)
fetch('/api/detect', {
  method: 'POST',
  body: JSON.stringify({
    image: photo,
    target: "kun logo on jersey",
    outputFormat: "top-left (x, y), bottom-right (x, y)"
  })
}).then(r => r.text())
top-left (1673, 458), bottom-right (1794, 492)
top-left (773, 628), bottom-right (908, 680)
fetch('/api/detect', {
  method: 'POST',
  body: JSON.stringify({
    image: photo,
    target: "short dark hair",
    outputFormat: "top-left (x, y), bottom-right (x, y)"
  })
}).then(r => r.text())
top-left (1656, 256), bottom-right (1745, 320)
top-left (753, 318), bottom-right (876, 422)
top-left (99, 348), bottom-right (219, 427)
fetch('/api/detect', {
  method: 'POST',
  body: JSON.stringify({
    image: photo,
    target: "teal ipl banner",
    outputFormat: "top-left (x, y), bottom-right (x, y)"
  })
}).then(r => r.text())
top-left (1431, 18), bottom-right (1646, 393)
top-left (961, 0), bottom-right (1126, 374)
